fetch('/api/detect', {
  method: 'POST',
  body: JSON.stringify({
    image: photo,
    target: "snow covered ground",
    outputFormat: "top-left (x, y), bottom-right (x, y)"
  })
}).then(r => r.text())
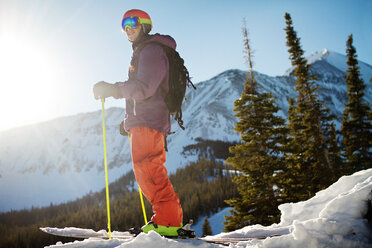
top-left (44, 168), bottom-right (372, 248)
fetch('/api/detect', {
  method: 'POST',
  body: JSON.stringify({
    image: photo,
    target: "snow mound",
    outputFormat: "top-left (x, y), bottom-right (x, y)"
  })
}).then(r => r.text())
top-left (216, 168), bottom-right (372, 247)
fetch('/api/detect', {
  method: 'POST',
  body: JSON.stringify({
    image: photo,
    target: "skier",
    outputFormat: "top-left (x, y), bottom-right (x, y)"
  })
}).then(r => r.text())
top-left (93, 9), bottom-right (183, 236)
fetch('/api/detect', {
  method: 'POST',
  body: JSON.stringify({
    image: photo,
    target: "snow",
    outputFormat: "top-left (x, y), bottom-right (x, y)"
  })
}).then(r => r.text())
top-left (44, 169), bottom-right (372, 248)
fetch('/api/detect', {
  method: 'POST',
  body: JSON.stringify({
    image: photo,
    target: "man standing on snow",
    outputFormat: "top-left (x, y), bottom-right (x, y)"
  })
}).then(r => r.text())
top-left (93, 9), bottom-right (183, 236)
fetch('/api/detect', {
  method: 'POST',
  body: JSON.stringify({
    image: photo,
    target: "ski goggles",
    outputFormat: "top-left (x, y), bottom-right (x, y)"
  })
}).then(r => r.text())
top-left (122, 16), bottom-right (152, 32)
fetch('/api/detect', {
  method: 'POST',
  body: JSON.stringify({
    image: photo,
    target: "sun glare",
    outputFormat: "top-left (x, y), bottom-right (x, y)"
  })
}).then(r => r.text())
top-left (0, 33), bottom-right (60, 131)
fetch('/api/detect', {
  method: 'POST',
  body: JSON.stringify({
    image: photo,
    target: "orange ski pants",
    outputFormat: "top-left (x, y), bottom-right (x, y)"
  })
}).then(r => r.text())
top-left (129, 126), bottom-right (183, 227)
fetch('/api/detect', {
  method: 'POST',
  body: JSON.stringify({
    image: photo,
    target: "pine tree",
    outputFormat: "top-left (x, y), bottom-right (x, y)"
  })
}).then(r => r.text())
top-left (224, 21), bottom-right (288, 231)
top-left (370, 78), bottom-right (372, 133)
top-left (328, 122), bottom-right (343, 177)
top-left (202, 218), bottom-right (212, 237)
top-left (340, 34), bottom-right (372, 172)
top-left (281, 13), bottom-right (339, 201)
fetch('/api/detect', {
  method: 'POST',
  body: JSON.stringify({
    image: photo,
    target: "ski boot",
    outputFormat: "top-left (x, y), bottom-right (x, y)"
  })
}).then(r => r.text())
top-left (129, 220), bottom-right (196, 238)
top-left (139, 221), bottom-right (182, 237)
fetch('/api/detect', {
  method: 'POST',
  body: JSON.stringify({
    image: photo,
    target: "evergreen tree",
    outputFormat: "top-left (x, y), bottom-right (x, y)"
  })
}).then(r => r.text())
top-left (281, 13), bottom-right (339, 201)
top-left (370, 78), bottom-right (372, 138)
top-left (224, 21), bottom-right (288, 231)
top-left (202, 218), bottom-right (212, 237)
top-left (340, 34), bottom-right (372, 172)
top-left (328, 122), bottom-right (343, 176)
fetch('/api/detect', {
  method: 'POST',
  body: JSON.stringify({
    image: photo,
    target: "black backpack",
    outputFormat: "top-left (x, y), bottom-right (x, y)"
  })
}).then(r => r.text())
top-left (132, 41), bottom-right (196, 130)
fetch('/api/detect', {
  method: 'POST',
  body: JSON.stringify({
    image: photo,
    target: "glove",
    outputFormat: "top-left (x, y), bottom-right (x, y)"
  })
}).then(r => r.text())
top-left (93, 81), bottom-right (122, 100)
top-left (119, 121), bottom-right (128, 136)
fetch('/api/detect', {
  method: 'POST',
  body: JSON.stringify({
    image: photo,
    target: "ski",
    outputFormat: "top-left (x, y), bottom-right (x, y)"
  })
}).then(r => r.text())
top-left (40, 227), bottom-right (134, 240)
top-left (199, 235), bottom-right (281, 245)
top-left (40, 226), bottom-right (196, 240)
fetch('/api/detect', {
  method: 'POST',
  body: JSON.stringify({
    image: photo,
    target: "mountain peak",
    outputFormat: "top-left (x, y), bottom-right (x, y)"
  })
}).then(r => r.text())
top-left (284, 49), bottom-right (346, 76)
top-left (284, 49), bottom-right (372, 84)
top-left (306, 48), bottom-right (331, 64)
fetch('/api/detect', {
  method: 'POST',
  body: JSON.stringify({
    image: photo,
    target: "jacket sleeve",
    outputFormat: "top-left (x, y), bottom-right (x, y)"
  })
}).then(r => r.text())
top-left (117, 44), bottom-right (168, 100)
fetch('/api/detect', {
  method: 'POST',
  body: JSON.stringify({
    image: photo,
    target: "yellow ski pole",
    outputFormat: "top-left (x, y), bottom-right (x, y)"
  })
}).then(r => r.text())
top-left (128, 135), bottom-right (148, 224)
top-left (101, 98), bottom-right (112, 239)
top-left (139, 186), bottom-right (148, 224)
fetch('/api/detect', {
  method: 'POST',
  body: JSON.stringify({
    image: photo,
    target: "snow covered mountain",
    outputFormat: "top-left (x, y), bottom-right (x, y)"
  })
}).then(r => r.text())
top-left (0, 49), bottom-right (371, 212)
top-left (285, 49), bottom-right (372, 126)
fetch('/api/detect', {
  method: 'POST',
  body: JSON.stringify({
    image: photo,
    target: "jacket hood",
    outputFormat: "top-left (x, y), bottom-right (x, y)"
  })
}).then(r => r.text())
top-left (148, 33), bottom-right (177, 50)
top-left (133, 33), bottom-right (176, 50)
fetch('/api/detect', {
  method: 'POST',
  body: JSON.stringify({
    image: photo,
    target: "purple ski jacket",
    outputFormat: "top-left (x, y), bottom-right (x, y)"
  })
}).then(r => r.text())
top-left (117, 34), bottom-right (175, 135)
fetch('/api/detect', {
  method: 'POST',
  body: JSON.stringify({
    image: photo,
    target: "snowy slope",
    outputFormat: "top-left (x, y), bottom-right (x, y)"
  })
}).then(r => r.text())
top-left (0, 108), bottom-right (132, 211)
top-left (0, 49), bottom-right (371, 212)
top-left (43, 169), bottom-right (372, 248)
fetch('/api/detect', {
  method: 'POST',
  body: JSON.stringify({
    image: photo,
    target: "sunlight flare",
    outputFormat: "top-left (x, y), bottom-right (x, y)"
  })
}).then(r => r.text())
top-left (0, 32), bottom-right (60, 130)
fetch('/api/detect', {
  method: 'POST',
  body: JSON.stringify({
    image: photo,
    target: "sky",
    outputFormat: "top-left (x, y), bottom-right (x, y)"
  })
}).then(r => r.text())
top-left (0, 0), bottom-right (371, 132)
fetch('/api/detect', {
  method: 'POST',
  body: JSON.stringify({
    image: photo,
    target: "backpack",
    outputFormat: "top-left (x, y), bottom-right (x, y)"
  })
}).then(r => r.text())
top-left (132, 41), bottom-right (196, 130)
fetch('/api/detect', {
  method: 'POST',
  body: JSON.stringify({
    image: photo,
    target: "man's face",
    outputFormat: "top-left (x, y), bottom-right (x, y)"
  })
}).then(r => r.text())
top-left (126, 25), bottom-right (142, 42)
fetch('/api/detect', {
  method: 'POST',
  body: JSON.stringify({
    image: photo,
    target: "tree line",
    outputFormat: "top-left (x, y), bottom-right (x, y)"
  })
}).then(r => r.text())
top-left (224, 13), bottom-right (371, 231)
